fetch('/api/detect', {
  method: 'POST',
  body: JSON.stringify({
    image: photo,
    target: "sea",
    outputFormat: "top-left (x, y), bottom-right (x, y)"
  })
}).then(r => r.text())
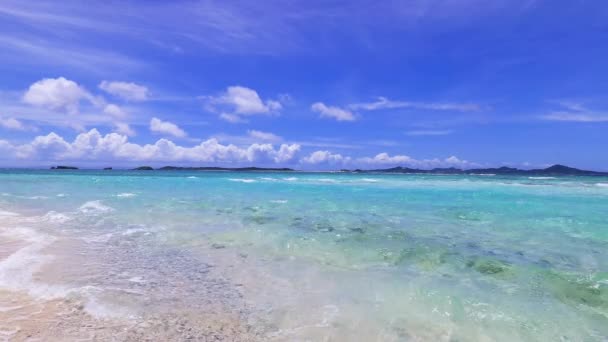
top-left (0, 169), bottom-right (607, 341)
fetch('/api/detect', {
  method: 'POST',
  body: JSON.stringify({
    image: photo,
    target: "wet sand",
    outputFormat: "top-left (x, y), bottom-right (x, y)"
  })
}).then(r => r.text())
top-left (0, 212), bottom-right (264, 341)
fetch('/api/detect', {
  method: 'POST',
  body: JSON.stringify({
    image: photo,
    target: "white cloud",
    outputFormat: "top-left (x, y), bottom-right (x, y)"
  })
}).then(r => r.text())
top-left (357, 152), bottom-right (414, 165)
top-left (247, 130), bottom-right (282, 142)
top-left (22, 77), bottom-right (95, 114)
top-left (114, 122), bottom-right (136, 137)
top-left (219, 113), bottom-right (248, 124)
top-left (301, 150), bottom-right (350, 164)
top-left (0, 117), bottom-right (26, 130)
top-left (540, 102), bottom-right (608, 122)
top-left (356, 153), bottom-right (475, 169)
top-left (1, 129), bottom-right (300, 164)
top-left (99, 81), bottom-right (148, 101)
top-left (103, 104), bottom-right (127, 119)
top-left (301, 151), bottom-right (476, 169)
top-left (206, 86), bottom-right (283, 123)
top-left (405, 130), bottom-right (453, 136)
top-left (311, 102), bottom-right (356, 121)
top-left (542, 112), bottom-right (608, 122)
top-left (350, 97), bottom-right (481, 112)
top-left (149, 117), bottom-right (187, 138)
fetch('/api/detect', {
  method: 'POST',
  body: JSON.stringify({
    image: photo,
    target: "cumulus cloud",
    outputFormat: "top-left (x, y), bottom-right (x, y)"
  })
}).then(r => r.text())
top-left (103, 104), bottom-right (127, 119)
top-left (114, 122), bottom-right (136, 137)
top-left (149, 117), bottom-right (187, 138)
top-left (247, 129), bottom-right (282, 142)
top-left (219, 113), bottom-right (247, 124)
top-left (301, 151), bottom-right (475, 169)
top-left (205, 86), bottom-right (283, 123)
top-left (350, 97), bottom-right (481, 112)
top-left (311, 102), bottom-right (356, 121)
top-left (0, 129), bottom-right (301, 164)
top-left (0, 117), bottom-right (26, 130)
top-left (22, 77), bottom-right (96, 114)
top-left (301, 150), bottom-right (350, 164)
top-left (99, 81), bottom-right (148, 101)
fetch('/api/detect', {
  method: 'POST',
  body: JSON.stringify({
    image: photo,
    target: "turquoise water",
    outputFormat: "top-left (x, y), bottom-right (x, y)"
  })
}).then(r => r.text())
top-left (1, 170), bottom-right (607, 340)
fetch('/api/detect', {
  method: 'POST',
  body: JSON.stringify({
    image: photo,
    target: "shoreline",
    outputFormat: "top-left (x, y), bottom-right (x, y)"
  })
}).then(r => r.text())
top-left (0, 208), bottom-right (263, 341)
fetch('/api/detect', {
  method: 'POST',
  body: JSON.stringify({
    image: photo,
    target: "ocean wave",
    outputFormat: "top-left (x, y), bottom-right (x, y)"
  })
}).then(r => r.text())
top-left (121, 227), bottom-right (151, 236)
top-left (0, 227), bottom-right (69, 299)
top-left (270, 200), bottom-right (288, 204)
top-left (41, 211), bottom-right (72, 223)
top-left (317, 178), bottom-right (338, 183)
top-left (361, 178), bottom-right (380, 182)
top-left (187, 176), bottom-right (198, 179)
top-left (79, 200), bottom-right (115, 214)
top-left (596, 183), bottom-right (608, 188)
top-left (81, 233), bottom-right (115, 243)
top-left (0, 210), bottom-right (20, 217)
top-left (528, 177), bottom-right (556, 180)
top-left (116, 193), bottom-right (137, 198)
top-left (56, 193), bottom-right (67, 197)
top-left (283, 177), bottom-right (298, 181)
top-left (228, 178), bottom-right (256, 183)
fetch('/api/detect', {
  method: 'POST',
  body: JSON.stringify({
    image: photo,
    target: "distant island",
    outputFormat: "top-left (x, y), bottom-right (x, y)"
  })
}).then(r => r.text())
top-left (346, 164), bottom-right (608, 176)
top-left (48, 164), bottom-right (607, 176)
top-left (50, 166), bottom-right (78, 170)
top-left (132, 166), bottom-right (295, 172)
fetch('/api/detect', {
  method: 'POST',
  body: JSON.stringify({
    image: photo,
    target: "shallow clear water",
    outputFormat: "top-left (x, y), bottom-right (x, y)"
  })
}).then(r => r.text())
top-left (1, 170), bottom-right (607, 340)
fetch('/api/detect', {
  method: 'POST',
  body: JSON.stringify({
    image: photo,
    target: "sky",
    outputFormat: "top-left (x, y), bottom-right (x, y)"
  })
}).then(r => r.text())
top-left (0, 0), bottom-right (607, 170)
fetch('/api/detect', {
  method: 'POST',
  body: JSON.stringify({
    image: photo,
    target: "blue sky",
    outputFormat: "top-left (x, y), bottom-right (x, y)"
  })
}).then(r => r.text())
top-left (0, 0), bottom-right (607, 170)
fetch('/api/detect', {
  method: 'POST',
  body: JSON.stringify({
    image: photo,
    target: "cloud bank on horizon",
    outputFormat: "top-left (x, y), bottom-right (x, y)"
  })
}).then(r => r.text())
top-left (0, 0), bottom-right (607, 169)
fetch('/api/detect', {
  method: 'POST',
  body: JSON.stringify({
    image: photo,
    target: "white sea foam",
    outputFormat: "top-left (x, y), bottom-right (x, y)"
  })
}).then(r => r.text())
top-left (56, 193), bottom-right (67, 197)
top-left (0, 227), bottom-right (69, 299)
top-left (528, 177), bottom-right (556, 180)
top-left (121, 227), bottom-right (150, 236)
top-left (79, 200), bottom-right (115, 214)
top-left (318, 178), bottom-right (338, 183)
top-left (187, 176), bottom-right (198, 179)
top-left (26, 196), bottom-right (49, 200)
top-left (270, 200), bottom-right (288, 204)
top-left (0, 210), bottom-right (19, 217)
top-left (128, 276), bottom-right (146, 283)
top-left (81, 233), bottom-right (115, 243)
top-left (596, 183), bottom-right (608, 188)
top-left (229, 178), bottom-right (256, 183)
top-left (41, 211), bottom-right (72, 223)
top-left (283, 177), bottom-right (298, 181)
top-left (116, 193), bottom-right (137, 198)
top-left (361, 178), bottom-right (380, 182)
top-left (82, 291), bottom-right (135, 319)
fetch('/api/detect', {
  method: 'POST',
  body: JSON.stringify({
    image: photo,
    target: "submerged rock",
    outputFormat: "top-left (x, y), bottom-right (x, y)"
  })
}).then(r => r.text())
top-left (546, 272), bottom-right (608, 309)
top-left (468, 259), bottom-right (511, 275)
top-left (245, 215), bottom-right (274, 225)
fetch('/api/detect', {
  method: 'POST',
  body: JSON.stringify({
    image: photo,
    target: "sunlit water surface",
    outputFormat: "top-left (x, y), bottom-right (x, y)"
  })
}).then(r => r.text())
top-left (1, 170), bottom-right (607, 340)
